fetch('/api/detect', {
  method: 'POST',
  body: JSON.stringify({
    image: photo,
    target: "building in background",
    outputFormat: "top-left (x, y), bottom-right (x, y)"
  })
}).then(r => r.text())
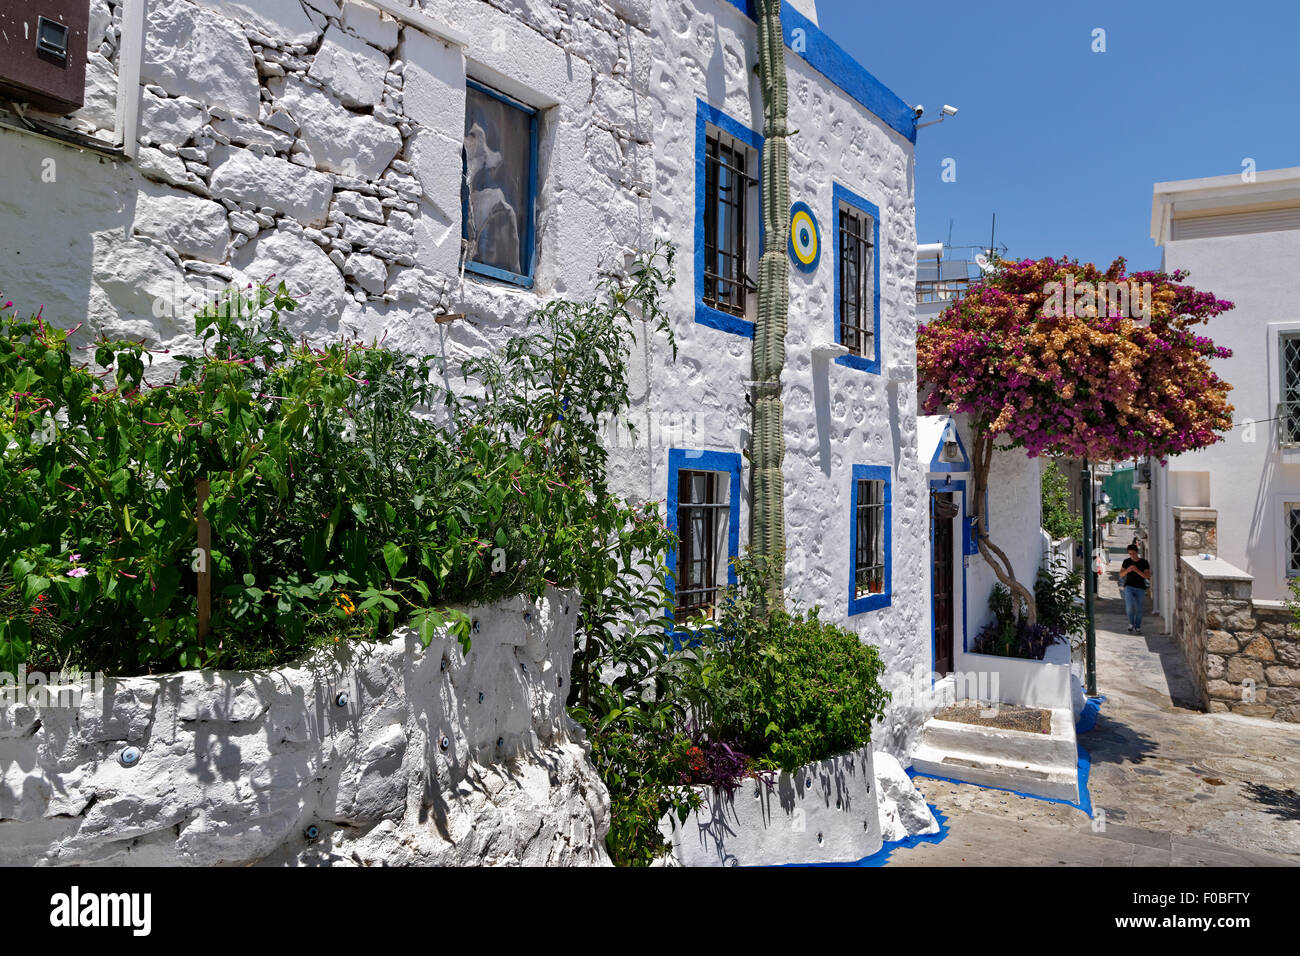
top-left (1147, 167), bottom-right (1300, 626)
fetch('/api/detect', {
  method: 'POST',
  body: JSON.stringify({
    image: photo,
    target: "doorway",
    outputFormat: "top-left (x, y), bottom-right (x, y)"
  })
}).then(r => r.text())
top-left (932, 491), bottom-right (957, 675)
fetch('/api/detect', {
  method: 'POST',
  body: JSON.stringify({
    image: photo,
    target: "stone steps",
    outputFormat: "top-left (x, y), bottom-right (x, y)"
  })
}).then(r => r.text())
top-left (911, 706), bottom-right (1080, 802)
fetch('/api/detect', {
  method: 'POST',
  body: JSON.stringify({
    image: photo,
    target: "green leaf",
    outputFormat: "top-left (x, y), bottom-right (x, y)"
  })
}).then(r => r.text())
top-left (382, 542), bottom-right (406, 578)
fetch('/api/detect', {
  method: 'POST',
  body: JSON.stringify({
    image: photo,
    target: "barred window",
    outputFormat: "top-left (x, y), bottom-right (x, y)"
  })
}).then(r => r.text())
top-left (1288, 504), bottom-right (1300, 576)
top-left (703, 129), bottom-right (756, 317)
top-left (854, 478), bottom-right (886, 598)
top-left (676, 470), bottom-right (731, 618)
top-left (1282, 334), bottom-right (1300, 446)
top-left (838, 203), bottom-right (875, 357)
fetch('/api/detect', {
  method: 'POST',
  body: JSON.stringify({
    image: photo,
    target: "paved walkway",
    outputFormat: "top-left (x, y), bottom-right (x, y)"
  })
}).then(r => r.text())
top-left (888, 561), bottom-right (1300, 866)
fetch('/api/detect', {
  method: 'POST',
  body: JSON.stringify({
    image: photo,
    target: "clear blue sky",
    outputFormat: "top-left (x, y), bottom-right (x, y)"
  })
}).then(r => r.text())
top-left (816, 0), bottom-right (1300, 271)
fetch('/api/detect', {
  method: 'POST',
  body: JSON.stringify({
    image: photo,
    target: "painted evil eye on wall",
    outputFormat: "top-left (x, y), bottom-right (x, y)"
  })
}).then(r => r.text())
top-left (788, 201), bottom-right (820, 272)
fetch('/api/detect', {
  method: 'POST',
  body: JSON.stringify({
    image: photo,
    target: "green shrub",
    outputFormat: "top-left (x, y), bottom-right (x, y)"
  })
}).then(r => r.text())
top-left (690, 560), bottom-right (890, 773)
top-left (1041, 459), bottom-right (1082, 542)
top-left (1035, 557), bottom-right (1086, 644)
top-left (0, 246), bottom-right (677, 675)
top-left (972, 580), bottom-right (1066, 660)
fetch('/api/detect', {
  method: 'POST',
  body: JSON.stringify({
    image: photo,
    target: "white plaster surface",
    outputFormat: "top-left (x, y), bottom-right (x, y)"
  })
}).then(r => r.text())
top-left (873, 750), bottom-right (939, 843)
top-left (663, 747), bottom-right (881, 866)
top-left (0, 589), bottom-right (611, 866)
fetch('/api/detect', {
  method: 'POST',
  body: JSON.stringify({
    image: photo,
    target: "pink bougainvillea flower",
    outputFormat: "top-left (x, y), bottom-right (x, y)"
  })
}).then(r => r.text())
top-left (67, 568), bottom-right (89, 578)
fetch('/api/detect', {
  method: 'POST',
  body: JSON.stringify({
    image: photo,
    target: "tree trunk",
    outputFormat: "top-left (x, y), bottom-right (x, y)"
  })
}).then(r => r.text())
top-left (971, 431), bottom-right (1037, 623)
top-left (751, 0), bottom-right (789, 611)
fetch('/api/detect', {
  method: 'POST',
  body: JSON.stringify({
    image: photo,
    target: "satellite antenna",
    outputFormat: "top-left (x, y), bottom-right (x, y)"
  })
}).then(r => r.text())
top-left (974, 253), bottom-right (993, 272)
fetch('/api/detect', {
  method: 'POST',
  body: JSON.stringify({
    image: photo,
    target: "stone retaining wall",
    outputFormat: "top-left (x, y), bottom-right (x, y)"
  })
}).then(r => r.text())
top-left (0, 588), bottom-right (612, 865)
top-left (1171, 507), bottom-right (1299, 722)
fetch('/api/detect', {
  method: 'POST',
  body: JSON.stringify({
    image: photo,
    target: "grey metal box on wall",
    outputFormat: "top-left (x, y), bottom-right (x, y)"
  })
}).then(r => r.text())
top-left (0, 0), bottom-right (90, 113)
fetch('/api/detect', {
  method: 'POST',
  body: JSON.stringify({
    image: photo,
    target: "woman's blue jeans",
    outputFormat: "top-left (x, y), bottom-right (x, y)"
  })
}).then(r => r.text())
top-left (1124, 586), bottom-right (1145, 630)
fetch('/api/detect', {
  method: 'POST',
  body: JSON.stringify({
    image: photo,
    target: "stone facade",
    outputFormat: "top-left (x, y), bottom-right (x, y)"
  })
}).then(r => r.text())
top-left (1172, 507), bottom-right (1300, 722)
top-left (0, 589), bottom-right (611, 866)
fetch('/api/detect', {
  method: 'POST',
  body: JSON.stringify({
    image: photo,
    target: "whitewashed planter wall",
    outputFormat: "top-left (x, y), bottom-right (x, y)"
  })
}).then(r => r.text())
top-left (662, 747), bottom-right (881, 866)
top-left (0, 588), bottom-right (612, 866)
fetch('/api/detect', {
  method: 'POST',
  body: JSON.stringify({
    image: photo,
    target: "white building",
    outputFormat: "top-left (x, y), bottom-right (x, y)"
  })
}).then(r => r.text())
top-left (1147, 167), bottom-right (1300, 620)
top-left (0, 1), bottom-right (946, 755)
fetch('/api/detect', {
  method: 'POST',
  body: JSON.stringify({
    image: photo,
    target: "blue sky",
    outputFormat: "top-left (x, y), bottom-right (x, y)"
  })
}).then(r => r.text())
top-left (816, 0), bottom-right (1300, 272)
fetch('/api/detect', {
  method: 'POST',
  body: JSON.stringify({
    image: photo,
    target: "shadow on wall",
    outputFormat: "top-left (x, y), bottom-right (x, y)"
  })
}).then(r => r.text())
top-left (0, 133), bottom-right (136, 338)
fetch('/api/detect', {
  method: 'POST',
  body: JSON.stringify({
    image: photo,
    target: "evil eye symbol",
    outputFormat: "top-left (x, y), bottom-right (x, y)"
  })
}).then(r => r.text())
top-left (788, 201), bottom-right (820, 272)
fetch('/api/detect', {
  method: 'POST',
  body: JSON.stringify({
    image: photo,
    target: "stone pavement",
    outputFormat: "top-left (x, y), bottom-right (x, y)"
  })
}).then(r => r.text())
top-left (887, 560), bottom-right (1300, 866)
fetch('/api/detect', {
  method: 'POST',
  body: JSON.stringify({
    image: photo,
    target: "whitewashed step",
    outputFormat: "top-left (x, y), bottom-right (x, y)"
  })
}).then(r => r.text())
top-left (919, 707), bottom-right (1077, 767)
top-left (911, 706), bottom-right (1080, 803)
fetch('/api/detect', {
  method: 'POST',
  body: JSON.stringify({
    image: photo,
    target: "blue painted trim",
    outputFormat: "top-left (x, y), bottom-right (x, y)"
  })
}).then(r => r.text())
top-left (715, 1), bottom-right (918, 145)
top-left (665, 448), bottom-right (743, 634)
top-left (831, 183), bottom-right (882, 375)
top-left (929, 423), bottom-right (971, 473)
top-left (930, 478), bottom-right (969, 661)
top-left (788, 200), bottom-right (820, 272)
top-left (694, 100), bottom-right (763, 338)
top-left (1075, 695), bottom-right (1107, 733)
top-left (463, 78), bottom-right (538, 287)
top-left (463, 260), bottom-right (534, 289)
top-left (909, 745), bottom-right (1096, 819)
top-left (848, 464), bottom-right (891, 615)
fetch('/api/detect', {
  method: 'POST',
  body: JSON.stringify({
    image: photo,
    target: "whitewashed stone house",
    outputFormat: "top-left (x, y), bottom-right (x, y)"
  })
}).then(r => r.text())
top-left (0, 0), bottom-right (938, 756)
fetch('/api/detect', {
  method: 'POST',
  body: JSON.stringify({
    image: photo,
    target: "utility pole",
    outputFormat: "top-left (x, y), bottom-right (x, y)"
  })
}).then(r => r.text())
top-left (1081, 458), bottom-right (1097, 696)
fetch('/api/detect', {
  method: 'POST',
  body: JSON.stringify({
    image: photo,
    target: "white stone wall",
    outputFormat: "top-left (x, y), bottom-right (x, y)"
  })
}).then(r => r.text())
top-left (0, 0), bottom-right (929, 757)
top-left (635, 0), bottom-right (927, 759)
top-left (0, 588), bottom-right (611, 866)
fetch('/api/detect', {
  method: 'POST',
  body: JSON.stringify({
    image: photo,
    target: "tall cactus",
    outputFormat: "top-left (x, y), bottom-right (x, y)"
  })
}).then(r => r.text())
top-left (751, 0), bottom-right (789, 610)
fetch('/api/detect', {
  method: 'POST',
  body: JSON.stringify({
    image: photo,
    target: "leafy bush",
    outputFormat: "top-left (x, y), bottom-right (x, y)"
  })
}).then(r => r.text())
top-left (688, 560), bottom-right (890, 773)
top-left (1041, 459), bottom-right (1082, 542)
top-left (0, 247), bottom-right (677, 675)
top-left (1035, 557), bottom-right (1086, 645)
top-left (972, 582), bottom-right (1065, 660)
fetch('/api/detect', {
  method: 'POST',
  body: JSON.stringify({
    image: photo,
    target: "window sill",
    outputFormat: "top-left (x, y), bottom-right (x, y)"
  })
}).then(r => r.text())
top-left (464, 259), bottom-right (534, 289)
top-left (848, 591), bottom-right (891, 615)
top-left (834, 351), bottom-right (881, 374)
top-left (695, 300), bottom-right (755, 338)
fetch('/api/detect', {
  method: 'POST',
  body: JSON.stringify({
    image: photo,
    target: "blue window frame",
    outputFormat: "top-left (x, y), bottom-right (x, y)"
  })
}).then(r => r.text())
top-left (695, 100), bottom-right (763, 338)
top-left (666, 448), bottom-right (742, 625)
top-left (848, 464), bottom-right (891, 614)
top-left (833, 183), bottom-right (881, 373)
top-left (462, 78), bottom-right (539, 288)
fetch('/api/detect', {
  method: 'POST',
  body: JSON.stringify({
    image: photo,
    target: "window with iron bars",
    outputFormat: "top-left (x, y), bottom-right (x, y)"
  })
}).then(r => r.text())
top-left (838, 203), bottom-right (875, 357)
top-left (676, 469), bottom-right (731, 618)
top-left (854, 478), bottom-right (886, 598)
top-left (703, 129), bottom-right (756, 317)
top-left (1288, 504), bottom-right (1300, 576)
top-left (1281, 333), bottom-right (1300, 446)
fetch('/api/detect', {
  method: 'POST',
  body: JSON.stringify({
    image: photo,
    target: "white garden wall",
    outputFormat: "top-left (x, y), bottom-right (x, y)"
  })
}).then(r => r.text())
top-left (0, 588), bottom-right (611, 866)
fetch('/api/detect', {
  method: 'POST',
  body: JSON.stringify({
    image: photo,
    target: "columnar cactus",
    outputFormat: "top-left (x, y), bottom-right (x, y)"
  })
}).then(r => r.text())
top-left (751, 0), bottom-right (790, 610)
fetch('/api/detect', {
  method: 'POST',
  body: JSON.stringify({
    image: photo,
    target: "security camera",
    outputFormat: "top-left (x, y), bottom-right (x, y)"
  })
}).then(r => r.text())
top-left (942, 104), bottom-right (958, 116)
top-left (914, 104), bottom-right (925, 118)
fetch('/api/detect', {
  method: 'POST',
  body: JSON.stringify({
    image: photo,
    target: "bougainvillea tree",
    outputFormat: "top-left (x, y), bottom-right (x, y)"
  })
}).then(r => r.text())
top-left (917, 256), bottom-right (1235, 619)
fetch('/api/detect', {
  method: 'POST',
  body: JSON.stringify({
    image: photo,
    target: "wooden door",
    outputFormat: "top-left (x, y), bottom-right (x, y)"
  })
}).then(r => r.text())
top-left (932, 492), bottom-right (956, 675)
